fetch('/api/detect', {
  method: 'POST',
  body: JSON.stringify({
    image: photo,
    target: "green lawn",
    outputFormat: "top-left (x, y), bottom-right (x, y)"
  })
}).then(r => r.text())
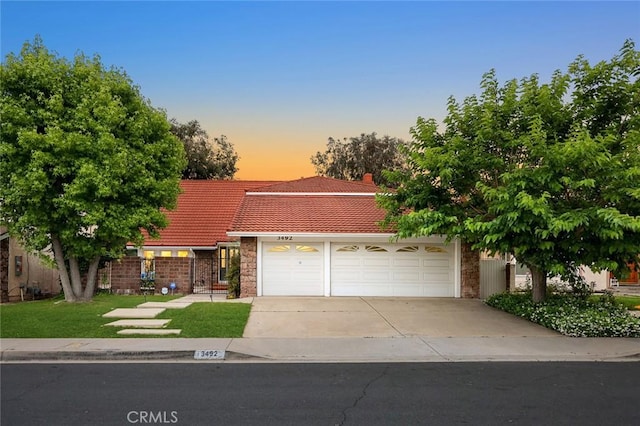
top-left (157, 303), bottom-right (251, 337)
top-left (600, 295), bottom-right (640, 310)
top-left (0, 294), bottom-right (251, 338)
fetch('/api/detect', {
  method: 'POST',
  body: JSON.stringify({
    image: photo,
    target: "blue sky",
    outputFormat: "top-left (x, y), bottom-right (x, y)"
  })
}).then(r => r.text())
top-left (2, 1), bottom-right (639, 179)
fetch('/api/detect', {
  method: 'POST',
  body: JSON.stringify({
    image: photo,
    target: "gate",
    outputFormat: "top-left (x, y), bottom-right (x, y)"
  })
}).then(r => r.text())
top-left (192, 257), bottom-right (226, 294)
top-left (480, 253), bottom-right (508, 299)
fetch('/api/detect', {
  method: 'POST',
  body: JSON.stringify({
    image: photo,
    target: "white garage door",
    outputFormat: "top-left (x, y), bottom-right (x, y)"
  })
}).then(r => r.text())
top-left (331, 243), bottom-right (455, 297)
top-left (262, 243), bottom-right (324, 296)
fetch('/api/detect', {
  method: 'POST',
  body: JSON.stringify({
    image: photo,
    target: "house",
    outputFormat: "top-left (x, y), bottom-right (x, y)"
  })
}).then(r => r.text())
top-left (107, 175), bottom-right (479, 298)
top-left (512, 262), bottom-right (639, 292)
top-left (228, 175), bottom-right (476, 298)
top-left (106, 180), bottom-right (277, 295)
top-left (609, 264), bottom-right (640, 287)
top-left (0, 227), bottom-right (61, 302)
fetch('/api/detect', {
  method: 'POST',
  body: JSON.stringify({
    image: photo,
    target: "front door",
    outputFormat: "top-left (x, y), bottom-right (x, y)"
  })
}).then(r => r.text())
top-left (621, 263), bottom-right (639, 284)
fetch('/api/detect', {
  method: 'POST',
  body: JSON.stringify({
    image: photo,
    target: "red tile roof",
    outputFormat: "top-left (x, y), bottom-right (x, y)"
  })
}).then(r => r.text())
top-left (143, 180), bottom-right (278, 247)
top-left (229, 194), bottom-right (393, 234)
top-left (247, 176), bottom-right (379, 193)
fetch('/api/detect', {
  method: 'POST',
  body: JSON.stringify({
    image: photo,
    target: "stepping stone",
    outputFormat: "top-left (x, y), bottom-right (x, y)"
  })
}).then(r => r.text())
top-left (102, 308), bottom-right (165, 318)
top-left (137, 302), bottom-right (192, 309)
top-left (117, 329), bottom-right (181, 335)
top-left (104, 319), bottom-right (171, 328)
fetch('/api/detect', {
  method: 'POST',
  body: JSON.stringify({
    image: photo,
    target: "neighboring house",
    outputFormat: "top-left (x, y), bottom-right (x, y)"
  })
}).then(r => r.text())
top-left (0, 227), bottom-right (60, 302)
top-left (513, 262), bottom-right (639, 292)
top-left (227, 175), bottom-right (474, 298)
top-left (609, 263), bottom-right (640, 287)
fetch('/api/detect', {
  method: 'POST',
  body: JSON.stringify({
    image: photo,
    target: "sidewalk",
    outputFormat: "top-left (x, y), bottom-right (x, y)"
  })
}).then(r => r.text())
top-left (1, 294), bottom-right (639, 363)
top-left (2, 336), bottom-right (639, 363)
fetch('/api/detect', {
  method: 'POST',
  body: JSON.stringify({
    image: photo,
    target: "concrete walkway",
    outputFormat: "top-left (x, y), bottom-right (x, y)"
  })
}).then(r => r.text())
top-left (1, 295), bottom-right (639, 363)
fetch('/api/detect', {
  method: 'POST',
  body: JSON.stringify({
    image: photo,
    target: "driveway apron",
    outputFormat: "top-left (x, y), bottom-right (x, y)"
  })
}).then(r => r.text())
top-left (242, 297), bottom-right (558, 338)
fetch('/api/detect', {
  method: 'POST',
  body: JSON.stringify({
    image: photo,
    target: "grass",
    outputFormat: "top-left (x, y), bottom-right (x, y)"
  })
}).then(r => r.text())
top-left (0, 294), bottom-right (251, 338)
top-left (158, 303), bottom-right (251, 337)
top-left (592, 295), bottom-right (640, 310)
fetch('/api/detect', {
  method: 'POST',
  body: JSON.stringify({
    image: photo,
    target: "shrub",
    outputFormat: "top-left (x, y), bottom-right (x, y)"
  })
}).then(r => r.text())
top-left (226, 253), bottom-right (241, 299)
top-left (486, 292), bottom-right (640, 337)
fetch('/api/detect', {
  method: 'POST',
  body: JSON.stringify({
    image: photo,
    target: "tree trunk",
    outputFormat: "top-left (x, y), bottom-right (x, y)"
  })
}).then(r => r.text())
top-left (51, 234), bottom-right (99, 302)
top-left (529, 265), bottom-right (547, 303)
top-left (51, 235), bottom-right (77, 302)
top-left (68, 257), bottom-right (83, 296)
top-left (82, 256), bottom-right (101, 300)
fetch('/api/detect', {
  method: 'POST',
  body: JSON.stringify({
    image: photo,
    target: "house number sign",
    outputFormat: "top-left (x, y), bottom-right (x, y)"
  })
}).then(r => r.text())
top-left (194, 350), bottom-right (225, 360)
top-left (276, 236), bottom-right (293, 241)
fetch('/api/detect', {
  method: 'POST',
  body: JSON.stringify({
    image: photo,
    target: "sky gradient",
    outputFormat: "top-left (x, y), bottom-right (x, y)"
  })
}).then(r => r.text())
top-left (2, 1), bottom-right (639, 180)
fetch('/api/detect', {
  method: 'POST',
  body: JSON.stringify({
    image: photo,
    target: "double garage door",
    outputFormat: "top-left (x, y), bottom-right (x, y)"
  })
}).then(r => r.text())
top-left (262, 242), bottom-right (455, 297)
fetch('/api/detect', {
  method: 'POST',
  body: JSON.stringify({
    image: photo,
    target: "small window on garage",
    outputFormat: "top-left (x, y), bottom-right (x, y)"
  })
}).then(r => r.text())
top-left (365, 245), bottom-right (387, 252)
top-left (296, 245), bottom-right (318, 252)
top-left (425, 246), bottom-right (447, 253)
top-left (336, 245), bottom-right (359, 252)
top-left (396, 246), bottom-right (418, 252)
top-left (268, 245), bottom-right (290, 252)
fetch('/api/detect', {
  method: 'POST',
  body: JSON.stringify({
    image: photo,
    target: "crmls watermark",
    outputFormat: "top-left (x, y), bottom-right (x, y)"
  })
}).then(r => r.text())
top-left (126, 411), bottom-right (178, 424)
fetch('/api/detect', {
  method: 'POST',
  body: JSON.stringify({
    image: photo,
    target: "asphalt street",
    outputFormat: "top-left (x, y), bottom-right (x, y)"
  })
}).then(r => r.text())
top-left (2, 362), bottom-right (639, 425)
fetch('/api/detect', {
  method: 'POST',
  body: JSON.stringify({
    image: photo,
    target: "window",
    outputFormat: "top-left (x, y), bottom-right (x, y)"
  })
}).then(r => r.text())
top-left (296, 245), bottom-right (319, 252)
top-left (219, 246), bottom-right (239, 282)
top-left (268, 245), bottom-right (290, 253)
top-left (365, 245), bottom-right (387, 252)
top-left (177, 250), bottom-right (189, 258)
top-left (336, 245), bottom-right (359, 252)
top-left (160, 250), bottom-right (172, 257)
top-left (396, 246), bottom-right (418, 252)
top-left (141, 253), bottom-right (155, 280)
top-left (425, 246), bottom-right (446, 253)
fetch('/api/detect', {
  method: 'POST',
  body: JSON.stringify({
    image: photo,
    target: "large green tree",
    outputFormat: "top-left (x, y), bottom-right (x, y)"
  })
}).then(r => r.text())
top-left (381, 40), bottom-right (640, 302)
top-left (0, 37), bottom-right (186, 302)
top-left (311, 132), bottom-right (407, 186)
top-left (170, 118), bottom-right (238, 179)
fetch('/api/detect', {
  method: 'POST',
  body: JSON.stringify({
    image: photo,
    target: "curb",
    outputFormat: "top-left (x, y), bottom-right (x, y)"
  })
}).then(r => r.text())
top-left (0, 350), bottom-right (263, 362)
top-left (2, 350), bottom-right (639, 363)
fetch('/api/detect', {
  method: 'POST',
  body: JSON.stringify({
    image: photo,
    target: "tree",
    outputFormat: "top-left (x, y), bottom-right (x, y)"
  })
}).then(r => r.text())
top-left (170, 119), bottom-right (238, 179)
top-left (0, 37), bottom-right (187, 302)
top-left (380, 40), bottom-right (640, 302)
top-left (311, 132), bottom-right (407, 186)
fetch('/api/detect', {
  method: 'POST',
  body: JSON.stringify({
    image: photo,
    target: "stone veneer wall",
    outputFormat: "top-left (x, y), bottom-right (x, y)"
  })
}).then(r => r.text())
top-left (461, 242), bottom-right (480, 298)
top-left (239, 237), bottom-right (257, 298)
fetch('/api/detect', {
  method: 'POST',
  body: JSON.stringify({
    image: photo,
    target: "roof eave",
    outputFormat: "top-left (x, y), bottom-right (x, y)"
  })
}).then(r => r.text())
top-left (226, 231), bottom-right (397, 238)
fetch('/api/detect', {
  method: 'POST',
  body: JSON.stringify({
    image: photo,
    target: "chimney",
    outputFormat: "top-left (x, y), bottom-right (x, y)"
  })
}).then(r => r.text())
top-left (362, 173), bottom-right (374, 184)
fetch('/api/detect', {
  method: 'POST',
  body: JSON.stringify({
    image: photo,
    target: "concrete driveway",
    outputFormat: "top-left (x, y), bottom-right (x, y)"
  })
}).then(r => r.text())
top-left (242, 297), bottom-right (558, 338)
